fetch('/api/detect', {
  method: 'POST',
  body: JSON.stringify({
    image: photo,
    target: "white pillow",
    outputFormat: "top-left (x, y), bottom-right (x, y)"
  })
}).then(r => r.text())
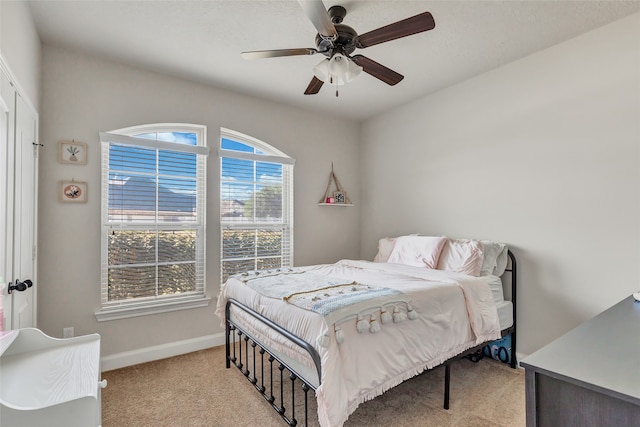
top-left (373, 237), bottom-right (396, 263)
top-left (480, 240), bottom-right (508, 276)
top-left (436, 238), bottom-right (484, 276)
top-left (387, 235), bottom-right (447, 269)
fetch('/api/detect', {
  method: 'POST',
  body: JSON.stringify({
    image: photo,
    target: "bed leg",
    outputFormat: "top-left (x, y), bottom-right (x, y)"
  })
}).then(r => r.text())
top-left (225, 321), bottom-right (231, 368)
top-left (444, 363), bottom-right (451, 410)
top-left (302, 383), bottom-right (310, 427)
top-left (510, 332), bottom-right (517, 369)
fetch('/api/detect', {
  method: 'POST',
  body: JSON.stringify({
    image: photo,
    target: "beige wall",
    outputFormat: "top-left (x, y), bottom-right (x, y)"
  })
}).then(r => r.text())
top-left (360, 13), bottom-right (640, 356)
top-left (37, 45), bottom-right (361, 357)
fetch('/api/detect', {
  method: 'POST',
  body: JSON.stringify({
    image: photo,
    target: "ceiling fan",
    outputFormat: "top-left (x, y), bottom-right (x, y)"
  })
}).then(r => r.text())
top-left (241, 0), bottom-right (436, 96)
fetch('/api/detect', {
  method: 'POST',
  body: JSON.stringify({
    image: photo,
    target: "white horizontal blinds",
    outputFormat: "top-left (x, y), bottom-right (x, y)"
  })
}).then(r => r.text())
top-left (220, 158), bottom-right (284, 223)
top-left (100, 126), bottom-right (207, 306)
top-left (103, 132), bottom-right (204, 224)
top-left (220, 131), bottom-right (294, 283)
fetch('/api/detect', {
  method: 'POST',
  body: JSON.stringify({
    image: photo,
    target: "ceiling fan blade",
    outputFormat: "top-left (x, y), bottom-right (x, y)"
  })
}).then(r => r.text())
top-left (354, 11), bottom-right (435, 48)
top-left (297, 0), bottom-right (337, 38)
top-left (304, 76), bottom-right (324, 95)
top-left (241, 48), bottom-right (319, 59)
top-left (351, 55), bottom-right (404, 86)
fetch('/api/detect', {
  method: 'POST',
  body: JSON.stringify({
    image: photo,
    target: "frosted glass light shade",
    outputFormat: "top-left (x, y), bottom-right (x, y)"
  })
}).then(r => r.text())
top-left (312, 54), bottom-right (363, 86)
top-left (312, 59), bottom-right (331, 82)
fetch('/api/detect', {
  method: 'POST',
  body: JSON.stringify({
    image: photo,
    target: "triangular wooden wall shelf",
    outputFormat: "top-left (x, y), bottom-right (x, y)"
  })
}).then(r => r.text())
top-left (318, 163), bottom-right (353, 206)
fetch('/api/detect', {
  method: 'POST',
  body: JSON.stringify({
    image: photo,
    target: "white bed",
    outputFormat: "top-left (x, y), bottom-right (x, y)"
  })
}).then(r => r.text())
top-left (216, 236), bottom-right (516, 427)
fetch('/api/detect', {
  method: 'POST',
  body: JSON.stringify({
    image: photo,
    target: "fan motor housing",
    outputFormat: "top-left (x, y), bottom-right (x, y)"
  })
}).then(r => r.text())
top-left (315, 24), bottom-right (357, 57)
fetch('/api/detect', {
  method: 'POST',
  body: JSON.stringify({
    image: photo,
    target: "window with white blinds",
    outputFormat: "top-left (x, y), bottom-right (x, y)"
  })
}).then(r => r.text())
top-left (97, 124), bottom-right (209, 321)
top-left (220, 128), bottom-right (294, 283)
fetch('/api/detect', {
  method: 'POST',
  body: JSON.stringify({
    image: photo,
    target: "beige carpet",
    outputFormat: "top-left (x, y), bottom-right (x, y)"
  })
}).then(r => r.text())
top-left (101, 345), bottom-right (525, 427)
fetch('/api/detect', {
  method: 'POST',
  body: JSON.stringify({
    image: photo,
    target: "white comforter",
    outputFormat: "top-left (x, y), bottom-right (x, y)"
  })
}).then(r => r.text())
top-left (215, 260), bottom-right (500, 427)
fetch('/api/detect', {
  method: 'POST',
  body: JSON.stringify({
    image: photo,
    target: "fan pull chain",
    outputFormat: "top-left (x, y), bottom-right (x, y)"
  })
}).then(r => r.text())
top-left (328, 74), bottom-right (339, 97)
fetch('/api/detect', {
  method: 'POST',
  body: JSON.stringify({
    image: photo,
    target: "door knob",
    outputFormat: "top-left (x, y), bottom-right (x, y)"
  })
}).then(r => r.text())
top-left (8, 279), bottom-right (33, 294)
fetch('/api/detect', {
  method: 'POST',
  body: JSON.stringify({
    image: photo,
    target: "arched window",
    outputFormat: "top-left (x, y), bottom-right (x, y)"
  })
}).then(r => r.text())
top-left (219, 128), bottom-right (294, 282)
top-left (97, 124), bottom-right (209, 320)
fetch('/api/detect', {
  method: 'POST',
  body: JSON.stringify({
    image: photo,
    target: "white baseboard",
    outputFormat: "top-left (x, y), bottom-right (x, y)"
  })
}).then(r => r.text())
top-left (100, 334), bottom-right (529, 373)
top-left (101, 332), bottom-right (226, 372)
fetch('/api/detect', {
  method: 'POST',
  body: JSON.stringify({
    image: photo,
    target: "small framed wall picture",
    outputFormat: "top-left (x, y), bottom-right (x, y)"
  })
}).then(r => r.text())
top-left (59, 180), bottom-right (88, 203)
top-left (59, 140), bottom-right (87, 165)
top-left (333, 191), bottom-right (346, 204)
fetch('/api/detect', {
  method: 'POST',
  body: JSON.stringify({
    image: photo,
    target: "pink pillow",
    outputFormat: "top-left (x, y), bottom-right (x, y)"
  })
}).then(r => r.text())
top-left (387, 235), bottom-right (447, 269)
top-left (437, 239), bottom-right (484, 276)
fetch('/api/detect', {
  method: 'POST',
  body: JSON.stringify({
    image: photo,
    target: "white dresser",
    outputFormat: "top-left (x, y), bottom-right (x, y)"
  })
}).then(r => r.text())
top-left (0, 328), bottom-right (105, 427)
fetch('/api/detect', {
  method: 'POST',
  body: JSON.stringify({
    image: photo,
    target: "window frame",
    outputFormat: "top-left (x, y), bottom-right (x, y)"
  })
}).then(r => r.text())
top-left (219, 128), bottom-right (294, 284)
top-left (96, 123), bottom-right (210, 321)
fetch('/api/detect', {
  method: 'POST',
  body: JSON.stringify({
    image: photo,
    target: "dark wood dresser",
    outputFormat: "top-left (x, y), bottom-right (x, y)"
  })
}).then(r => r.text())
top-left (521, 295), bottom-right (640, 427)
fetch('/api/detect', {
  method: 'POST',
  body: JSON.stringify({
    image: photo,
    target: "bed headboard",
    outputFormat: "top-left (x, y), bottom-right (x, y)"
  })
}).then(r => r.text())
top-left (503, 249), bottom-right (517, 367)
top-left (504, 249), bottom-right (517, 303)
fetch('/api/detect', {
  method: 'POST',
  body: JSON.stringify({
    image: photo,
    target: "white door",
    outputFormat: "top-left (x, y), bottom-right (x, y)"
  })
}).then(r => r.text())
top-left (0, 71), bottom-right (38, 330)
top-left (0, 82), bottom-right (10, 331)
top-left (11, 93), bottom-right (38, 329)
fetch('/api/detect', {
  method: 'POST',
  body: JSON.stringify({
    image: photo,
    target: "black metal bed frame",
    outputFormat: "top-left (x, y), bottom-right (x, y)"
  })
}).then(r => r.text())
top-left (225, 250), bottom-right (517, 426)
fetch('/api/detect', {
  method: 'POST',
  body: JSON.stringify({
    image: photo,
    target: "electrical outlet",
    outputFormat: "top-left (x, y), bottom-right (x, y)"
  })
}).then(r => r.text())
top-left (63, 327), bottom-right (74, 338)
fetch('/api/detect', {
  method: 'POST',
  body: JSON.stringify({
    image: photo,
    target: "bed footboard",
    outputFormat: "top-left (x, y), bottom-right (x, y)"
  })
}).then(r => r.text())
top-left (225, 298), bottom-right (321, 427)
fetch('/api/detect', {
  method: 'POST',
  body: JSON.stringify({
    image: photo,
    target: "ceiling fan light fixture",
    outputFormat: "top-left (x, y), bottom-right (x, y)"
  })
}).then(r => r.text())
top-left (345, 58), bottom-right (363, 81)
top-left (328, 53), bottom-right (349, 82)
top-left (312, 53), bottom-right (363, 86)
top-left (312, 58), bottom-right (331, 82)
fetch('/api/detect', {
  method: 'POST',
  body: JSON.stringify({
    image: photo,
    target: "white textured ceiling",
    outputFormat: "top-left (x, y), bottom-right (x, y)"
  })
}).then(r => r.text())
top-left (28, 1), bottom-right (640, 120)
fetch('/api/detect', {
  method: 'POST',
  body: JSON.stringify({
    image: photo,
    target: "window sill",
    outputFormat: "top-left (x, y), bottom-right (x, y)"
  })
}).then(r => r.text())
top-left (95, 296), bottom-right (211, 322)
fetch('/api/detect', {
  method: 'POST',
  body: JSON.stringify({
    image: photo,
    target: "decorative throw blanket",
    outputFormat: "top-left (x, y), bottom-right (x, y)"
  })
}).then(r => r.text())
top-left (238, 269), bottom-right (416, 347)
